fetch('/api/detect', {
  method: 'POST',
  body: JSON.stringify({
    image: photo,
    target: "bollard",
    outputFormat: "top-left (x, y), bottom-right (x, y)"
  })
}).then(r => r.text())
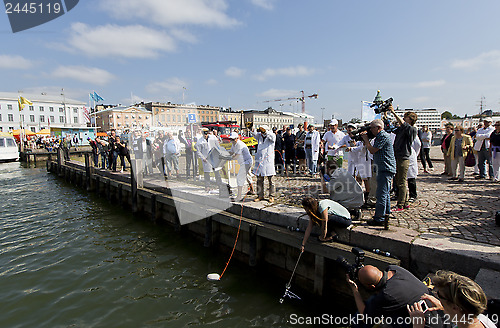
top-left (131, 160), bottom-right (138, 213)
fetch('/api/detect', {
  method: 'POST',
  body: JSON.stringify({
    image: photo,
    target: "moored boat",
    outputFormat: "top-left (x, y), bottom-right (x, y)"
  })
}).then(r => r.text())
top-left (0, 132), bottom-right (19, 162)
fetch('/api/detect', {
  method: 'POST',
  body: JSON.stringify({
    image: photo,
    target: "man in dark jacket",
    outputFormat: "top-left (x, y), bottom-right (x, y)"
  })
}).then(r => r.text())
top-left (283, 127), bottom-right (296, 173)
top-left (273, 127), bottom-right (284, 174)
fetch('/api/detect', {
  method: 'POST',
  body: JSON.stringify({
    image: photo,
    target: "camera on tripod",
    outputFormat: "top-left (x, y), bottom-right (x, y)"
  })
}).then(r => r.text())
top-left (336, 247), bottom-right (365, 280)
top-left (370, 90), bottom-right (393, 114)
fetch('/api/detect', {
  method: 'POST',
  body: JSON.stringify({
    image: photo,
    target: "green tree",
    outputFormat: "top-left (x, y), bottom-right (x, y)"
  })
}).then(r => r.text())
top-left (441, 111), bottom-right (452, 120)
top-left (348, 117), bottom-right (362, 124)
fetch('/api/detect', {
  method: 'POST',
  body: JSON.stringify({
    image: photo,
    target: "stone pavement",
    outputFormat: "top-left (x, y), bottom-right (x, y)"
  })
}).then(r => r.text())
top-left (109, 146), bottom-right (500, 247)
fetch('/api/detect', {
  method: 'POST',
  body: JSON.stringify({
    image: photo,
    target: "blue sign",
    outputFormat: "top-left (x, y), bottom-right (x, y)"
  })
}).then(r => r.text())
top-left (187, 113), bottom-right (196, 124)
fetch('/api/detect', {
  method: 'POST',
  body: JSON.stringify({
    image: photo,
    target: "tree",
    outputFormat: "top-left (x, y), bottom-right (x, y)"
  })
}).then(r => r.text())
top-left (441, 111), bottom-right (452, 120)
top-left (348, 117), bottom-right (362, 124)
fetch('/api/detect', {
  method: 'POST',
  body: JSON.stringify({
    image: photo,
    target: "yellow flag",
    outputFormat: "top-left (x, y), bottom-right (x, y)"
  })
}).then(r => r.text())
top-left (18, 96), bottom-right (33, 111)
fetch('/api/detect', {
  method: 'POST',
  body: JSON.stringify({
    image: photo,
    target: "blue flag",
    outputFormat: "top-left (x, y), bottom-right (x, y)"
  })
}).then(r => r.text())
top-left (89, 93), bottom-right (96, 102)
top-left (93, 92), bottom-right (104, 102)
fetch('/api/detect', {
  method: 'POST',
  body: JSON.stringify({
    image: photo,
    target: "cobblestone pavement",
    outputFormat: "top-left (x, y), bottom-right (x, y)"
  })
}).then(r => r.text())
top-left (108, 146), bottom-right (500, 247)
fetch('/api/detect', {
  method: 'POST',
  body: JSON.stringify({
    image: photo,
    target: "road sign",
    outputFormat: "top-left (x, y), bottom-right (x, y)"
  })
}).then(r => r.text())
top-left (187, 113), bottom-right (197, 123)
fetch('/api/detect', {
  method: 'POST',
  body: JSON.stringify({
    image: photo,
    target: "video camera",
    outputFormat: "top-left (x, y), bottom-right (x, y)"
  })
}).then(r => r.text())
top-left (351, 123), bottom-right (375, 141)
top-left (336, 247), bottom-right (365, 281)
top-left (370, 90), bottom-right (394, 114)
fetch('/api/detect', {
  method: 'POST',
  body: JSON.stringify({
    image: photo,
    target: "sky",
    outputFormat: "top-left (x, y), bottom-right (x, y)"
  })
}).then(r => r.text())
top-left (1, 0), bottom-right (500, 122)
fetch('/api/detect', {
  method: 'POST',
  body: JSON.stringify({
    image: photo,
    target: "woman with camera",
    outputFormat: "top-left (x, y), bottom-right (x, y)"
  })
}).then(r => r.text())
top-left (408, 270), bottom-right (496, 328)
top-left (300, 196), bottom-right (351, 252)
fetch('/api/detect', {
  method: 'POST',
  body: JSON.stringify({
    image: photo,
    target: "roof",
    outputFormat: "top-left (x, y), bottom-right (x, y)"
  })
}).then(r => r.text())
top-left (0, 91), bottom-right (85, 105)
top-left (96, 105), bottom-right (151, 114)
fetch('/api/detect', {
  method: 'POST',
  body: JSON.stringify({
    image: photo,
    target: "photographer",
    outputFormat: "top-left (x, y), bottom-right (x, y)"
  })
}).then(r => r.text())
top-left (389, 106), bottom-right (418, 211)
top-left (360, 119), bottom-right (396, 228)
top-left (347, 264), bottom-right (431, 328)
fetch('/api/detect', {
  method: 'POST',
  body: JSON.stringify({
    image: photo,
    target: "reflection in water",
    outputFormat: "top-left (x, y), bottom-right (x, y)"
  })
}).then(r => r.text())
top-left (0, 163), bottom-right (332, 327)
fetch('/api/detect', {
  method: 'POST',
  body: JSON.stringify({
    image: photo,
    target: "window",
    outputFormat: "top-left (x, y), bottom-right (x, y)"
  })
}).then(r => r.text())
top-left (73, 108), bottom-right (78, 113)
top-left (40, 115), bottom-right (45, 122)
top-left (7, 104), bottom-right (12, 110)
top-left (138, 115), bottom-right (142, 119)
top-left (39, 106), bottom-right (44, 112)
top-left (29, 106), bottom-right (34, 111)
top-left (59, 107), bottom-right (64, 112)
top-left (0, 114), bottom-right (2, 121)
top-left (60, 116), bottom-right (65, 123)
top-left (73, 117), bottom-right (78, 123)
top-left (50, 116), bottom-right (54, 123)
top-left (49, 107), bottom-right (54, 112)
top-left (30, 115), bottom-right (35, 122)
top-left (31, 127), bottom-right (36, 132)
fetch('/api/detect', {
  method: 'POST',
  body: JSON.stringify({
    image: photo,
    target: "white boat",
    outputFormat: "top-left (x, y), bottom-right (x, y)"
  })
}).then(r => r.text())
top-left (0, 133), bottom-right (19, 162)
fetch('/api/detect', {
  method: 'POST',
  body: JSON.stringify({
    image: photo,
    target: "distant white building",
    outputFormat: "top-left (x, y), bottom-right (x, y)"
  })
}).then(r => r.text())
top-left (281, 111), bottom-right (315, 128)
top-left (243, 108), bottom-right (294, 130)
top-left (0, 91), bottom-right (94, 141)
top-left (388, 108), bottom-right (441, 130)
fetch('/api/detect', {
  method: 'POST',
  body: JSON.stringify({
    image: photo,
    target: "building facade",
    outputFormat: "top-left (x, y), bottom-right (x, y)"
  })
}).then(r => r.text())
top-left (388, 108), bottom-right (442, 130)
top-left (219, 109), bottom-right (244, 127)
top-left (0, 91), bottom-right (89, 135)
top-left (95, 105), bottom-right (152, 133)
top-left (243, 108), bottom-right (294, 130)
top-left (139, 102), bottom-right (220, 129)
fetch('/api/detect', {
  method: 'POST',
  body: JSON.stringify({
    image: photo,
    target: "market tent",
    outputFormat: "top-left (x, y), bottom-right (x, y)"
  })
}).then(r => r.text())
top-left (97, 132), bottom-right (108, 137)
top-left (0, 131), bottom-right (13, 137)
top-left (12, 129), bottom-right (36, 136)
top-left (36, 128), bottom-right (51, 135)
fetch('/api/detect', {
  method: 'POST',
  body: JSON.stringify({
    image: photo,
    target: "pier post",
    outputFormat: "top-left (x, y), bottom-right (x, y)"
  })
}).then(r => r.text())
top-left (57, 148), bottom-right (62, 175)
top-left (131, 162), bottom-right (138, 213)
top-left (204, 217), bottom-right (213, 247)
top-left (249, 224), bottom-right (258, 266)
top-left (84, 153), bottom-right (91, 191)
top-left (314, 255), bottom-right (325, 296)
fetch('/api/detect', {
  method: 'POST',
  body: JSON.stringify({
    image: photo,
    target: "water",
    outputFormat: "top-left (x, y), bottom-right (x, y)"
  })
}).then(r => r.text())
top-left (0, 163), bottom-right (333, 327)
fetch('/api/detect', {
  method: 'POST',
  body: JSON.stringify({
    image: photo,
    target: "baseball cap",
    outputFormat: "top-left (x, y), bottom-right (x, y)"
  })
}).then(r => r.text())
top-left (330, 119), bottom-right (338, 126)
top-left (229, 132), bottom-right (239, 139)
top-left (483, 117), bottom-right (493, 122)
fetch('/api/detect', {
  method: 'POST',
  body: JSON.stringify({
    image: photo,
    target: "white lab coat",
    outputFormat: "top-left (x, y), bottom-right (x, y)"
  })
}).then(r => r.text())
top-left (252, 130), bottom-right (276, 176)
top-left (304, 130), bottom-right (321, 161)
top-left (350, 141), bottom-right (372, 179)
top-left (408, 137), bottom-right (421, 179)
top-left (195, 135), bottom-right (219, 173)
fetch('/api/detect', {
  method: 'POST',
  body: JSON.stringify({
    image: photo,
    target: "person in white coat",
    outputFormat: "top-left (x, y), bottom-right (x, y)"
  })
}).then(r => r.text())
top-left (195, 128), bottom-right (222, 192)
top-left (229, 132), bottom-right (254, 201)
top-left (304, 124), bottom-right (321, 175)
top-left (347, 140), bottom-right (372, 195)
top-left (407, 136), bottom-right (421, 201)
top-left (163, 132), bottom-right (181, 179)
top-left (474, 117), bottom-right (494, 179)
top-left (251, 125), bottom-right (276, 202)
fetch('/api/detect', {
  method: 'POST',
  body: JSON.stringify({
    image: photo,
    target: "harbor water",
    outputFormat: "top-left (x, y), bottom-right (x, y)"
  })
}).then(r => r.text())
top-left (0, 162), bottom-right (337, 327)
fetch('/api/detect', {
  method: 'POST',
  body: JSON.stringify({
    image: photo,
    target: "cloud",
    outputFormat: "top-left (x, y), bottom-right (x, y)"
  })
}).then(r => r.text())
top-left (251, 0), bottom-right (275, 10)
top-left (451, 50), bottom-right (500, 70)
top-left (98, 0), bottom-right (239, 28)
top-left (67, 23), bottom-right (177, 58)
top-left (225, 66), bottom-right (245, 78)
top-left (254, 65), bottom-right (316, 81)
top-left (206, 79), bottom-right (218, 85)
top-left (0, 55), bottom-right (34, 69)
top-left (146, 77), bottom-right (187, 93)
top-left (52, 65), bottom-right (115, 85)
top-left (415, 80), bottom-right (445, 88)
top-left (410, 96), bottom-right (431, 104)
top-left (257, 88), bottom-right (300, 99)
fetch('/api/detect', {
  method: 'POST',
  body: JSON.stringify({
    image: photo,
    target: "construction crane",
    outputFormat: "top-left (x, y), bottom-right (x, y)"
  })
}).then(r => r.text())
top-left (263, 90), bottom-right (318, 113)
